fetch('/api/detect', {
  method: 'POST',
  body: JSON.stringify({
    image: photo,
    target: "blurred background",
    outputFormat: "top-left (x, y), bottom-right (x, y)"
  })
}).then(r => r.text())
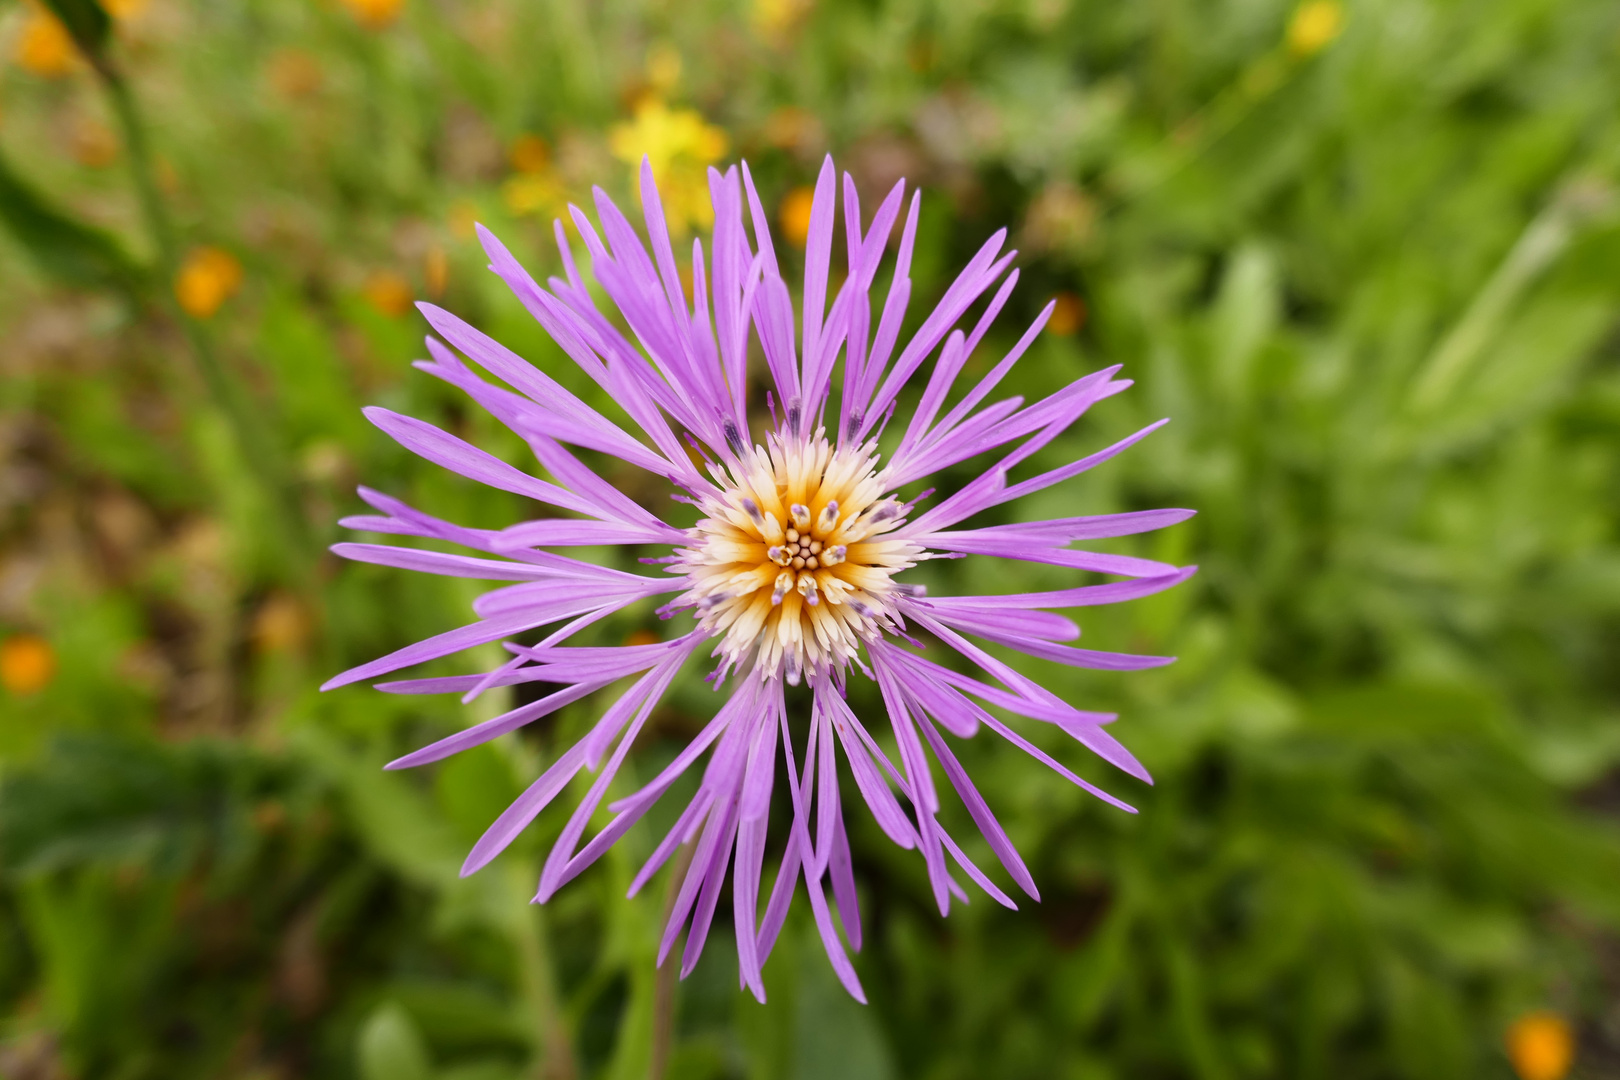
top-left (2, 0), bottom-right (1619, 1077)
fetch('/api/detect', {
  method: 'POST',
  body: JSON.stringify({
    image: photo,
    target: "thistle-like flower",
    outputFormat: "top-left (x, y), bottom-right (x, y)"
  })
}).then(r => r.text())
top-left (324, 157), bottom-right (1194, 1002)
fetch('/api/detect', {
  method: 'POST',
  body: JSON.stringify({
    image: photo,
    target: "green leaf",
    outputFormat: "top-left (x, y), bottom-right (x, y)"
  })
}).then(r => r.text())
top-left (0, 145), bottom-right (143, 294)
top-left (359, 1002), bottom-right (434, 1080)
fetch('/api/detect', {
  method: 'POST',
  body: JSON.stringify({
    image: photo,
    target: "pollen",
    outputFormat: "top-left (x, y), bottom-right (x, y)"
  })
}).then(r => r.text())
top-left (673, 432), bottom-right (920, 683)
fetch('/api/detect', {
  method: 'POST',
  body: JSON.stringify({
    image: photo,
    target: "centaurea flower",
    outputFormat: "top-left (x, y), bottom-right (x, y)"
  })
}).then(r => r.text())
top-left (324, 157), bottom-right (1195, 1002)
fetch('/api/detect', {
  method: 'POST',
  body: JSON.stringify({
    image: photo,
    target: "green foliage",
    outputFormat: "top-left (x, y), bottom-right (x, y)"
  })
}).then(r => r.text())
top-left (2, 0), bottom-right (1619, 1078)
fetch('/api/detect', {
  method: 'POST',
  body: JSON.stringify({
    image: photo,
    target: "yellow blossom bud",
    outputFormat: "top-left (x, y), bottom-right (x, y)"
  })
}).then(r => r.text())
top-left (341, 0), bottom-right (404, 30)
top-left (15, 8), bottom-right (76, 78)
top-left (175, 247), bottom-right (243, 319)
top-left (1048, 292), bottom-right (1085, 337)
top-left (1507, 1012), bottom-right (1574, 1080)
top-left (508, 133), bottom-right (550, 175)
top-left (1287, 0), bottom-right (1344, 58)
top-left (778, 186), bottom-right (816, 249)
top-left (1, 633), bottom-right (56, 696)
top-left (363, 270), bottom-right (413, 317)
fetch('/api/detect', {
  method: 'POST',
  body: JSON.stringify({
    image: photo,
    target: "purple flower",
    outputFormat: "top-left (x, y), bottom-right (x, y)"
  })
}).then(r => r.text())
top-left (324, 156), bottom-right (1194, 1002)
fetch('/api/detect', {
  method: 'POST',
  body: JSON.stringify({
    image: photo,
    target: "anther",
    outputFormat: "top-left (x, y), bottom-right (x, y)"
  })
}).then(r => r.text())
top-left (740, 498), bottom-right (764, 526)
top-left (798, 574), bottom-right (820, 607)
top-left (789, 503), bottom-right (812, 531)
top-left (767, 545), bottom-right (787, 565)
top-left (723, 417), bottom-right (747, 456)
top-left (821, 545), bottom-right (846, 566)
top-left (818, 501), bottom-right (839, 531)
top-left (787, 397), bottom-right (802, 432)
top-left (771, 571), bottom-right (794, 606)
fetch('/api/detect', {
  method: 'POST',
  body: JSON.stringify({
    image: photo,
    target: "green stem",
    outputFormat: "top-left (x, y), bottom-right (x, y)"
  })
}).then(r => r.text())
top-left (511, 863), bottom-right (578, 1080)
top-left (91, 55), bottom-right (312, 561)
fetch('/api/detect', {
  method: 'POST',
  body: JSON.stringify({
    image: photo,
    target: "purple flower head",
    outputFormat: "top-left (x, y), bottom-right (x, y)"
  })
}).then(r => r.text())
top-left (325, 156), bottom-right (1195, 1003)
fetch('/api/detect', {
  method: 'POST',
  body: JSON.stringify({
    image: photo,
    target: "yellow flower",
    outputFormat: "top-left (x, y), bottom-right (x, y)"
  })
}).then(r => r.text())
top-left (609, 98), bottom-right (728, 236)
top-left (778, 185), bottom-right (816, 248)
top-left (341, 0), bottom-right (404, 30)
top-left (752, 0), bottom-right (810, 42)
top-left (502, 172), bottom-right (566, 221)
top-left (1287, 0), bottom-right (1344, 58)
top-left (1, 633), bottom-right (56, 696)
top-left (14, 8), bottom-right (76, 78)
top-left (1507, 1012), bottom-right (1575, 1080)
top-left (175, 247), bottom-right (243, 319)
top-left (362, 270), bottom-right (414, 317)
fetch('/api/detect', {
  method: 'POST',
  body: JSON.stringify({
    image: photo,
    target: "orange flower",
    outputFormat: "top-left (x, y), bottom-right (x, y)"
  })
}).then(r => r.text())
top-left (778, 186), bottom-right (816, 248)
top-left (267, 49), bottom-right (323, 99)
top-left (252, 593), bottom-right (312, 654)
top-left (423, 245), bottom-right (448, 298)
top-left (508, 133), bottom-right (550, 175)
top-left (362, 270), bottom-right (413, 317)
top-left (1047, 292), bottom-right (1086, 336)
top-left (1, 633), bottom-right (56, 696)
top-left (341, 0), bottom-right (404, 30)
top-left (175, 247), bottom-right (243, 319)
top-left (1507, 1012), bottom-right (1575, 1080)
top-left (15, 8), bottom-right (76, 78)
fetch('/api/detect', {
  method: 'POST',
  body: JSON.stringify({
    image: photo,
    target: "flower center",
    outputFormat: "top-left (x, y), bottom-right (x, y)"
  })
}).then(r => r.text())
top-left (674, 433), bottom-right (919, 683)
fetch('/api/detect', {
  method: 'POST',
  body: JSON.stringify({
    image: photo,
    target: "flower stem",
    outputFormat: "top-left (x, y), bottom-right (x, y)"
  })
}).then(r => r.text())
top-left (90, 53), bottom-right (312, 562)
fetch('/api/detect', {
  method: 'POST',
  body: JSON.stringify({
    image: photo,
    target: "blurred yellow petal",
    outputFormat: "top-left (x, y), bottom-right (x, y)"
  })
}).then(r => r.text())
top-left (362, 270), bottom-right (414, 318)
top-left (175, 247), bottom-right (243, 319)
top-left (1507, 1012), bottom-right (1575, 1080)
top-left (609, 99), bottom-right (728, 236)
top-left (1287, 0), bottom-right (1344, 58)
top-left (778, 185), bottom-right (816, 248)
top-left (14, 9), bottom-right (76, 78)
top-left (1, 633), bottom-right (56, 696)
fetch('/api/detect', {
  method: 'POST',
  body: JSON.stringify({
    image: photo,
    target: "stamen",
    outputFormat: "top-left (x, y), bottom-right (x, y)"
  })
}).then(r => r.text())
top-left (723, 417), bottom-right (746, 455)
top-left (672, 434), bottom-right (921, 679)
top-left (771, 571), bottom-right (794, 606)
